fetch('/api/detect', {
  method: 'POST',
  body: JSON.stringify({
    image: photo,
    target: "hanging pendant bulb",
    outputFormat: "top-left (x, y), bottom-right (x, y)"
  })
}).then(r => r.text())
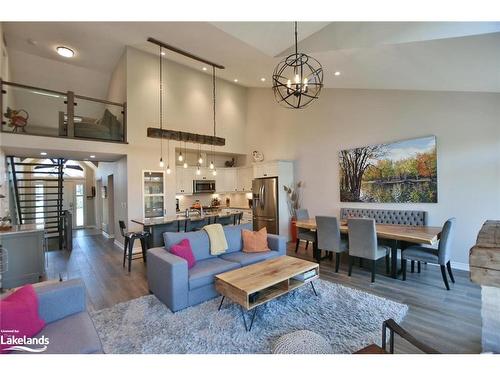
top-left (212, 169), bottom-right (217, 176)
top-left (198, 155), bottom-right (203, 164)
top-left (178, 151), bottom-right (184, 162)
top-left (159, 157), bottom-right (164, 168)
top-left (166, 165), bottom-right (171, 174)
top-left (196, 166), bottom-right (201, 175)
top-left (183, 162), bottom-right (188, 169)
top-left (209, 161), bottom-right (214, 170)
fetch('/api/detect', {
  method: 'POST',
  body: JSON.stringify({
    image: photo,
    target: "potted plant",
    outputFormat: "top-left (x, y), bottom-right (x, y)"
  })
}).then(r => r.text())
top-left (283, 181), bottom-right (303, 242)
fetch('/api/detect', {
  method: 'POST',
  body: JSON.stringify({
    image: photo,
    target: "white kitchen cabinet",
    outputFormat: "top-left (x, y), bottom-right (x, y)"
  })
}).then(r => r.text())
top-left (176, 167), bottom-right (193, 195)
top-left (216, 168), bottom-right (237, 193)
top-left (143, 170), bottom-right (165, 217)
top-left (236, 167), bottom-right (253, 192)
top-left (253, 161), bottom-right (279, 178)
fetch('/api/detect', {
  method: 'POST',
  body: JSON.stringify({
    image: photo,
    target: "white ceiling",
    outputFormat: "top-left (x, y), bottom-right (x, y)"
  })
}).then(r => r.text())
top-left (3, 21), bottom-right (500, 92)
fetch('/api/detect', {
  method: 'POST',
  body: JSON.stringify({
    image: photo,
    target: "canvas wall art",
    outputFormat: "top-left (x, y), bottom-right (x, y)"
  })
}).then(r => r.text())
top-left (339, 136), bottom-right (437, 203)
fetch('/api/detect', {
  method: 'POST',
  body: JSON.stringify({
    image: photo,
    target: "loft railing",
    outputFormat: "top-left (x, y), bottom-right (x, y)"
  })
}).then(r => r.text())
top-left (0, 80), bottom-right (127, 143)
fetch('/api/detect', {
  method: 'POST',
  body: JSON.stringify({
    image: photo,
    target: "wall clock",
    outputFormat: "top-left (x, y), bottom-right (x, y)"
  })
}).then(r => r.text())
top-left (252, 151), bottom-right (264, 162)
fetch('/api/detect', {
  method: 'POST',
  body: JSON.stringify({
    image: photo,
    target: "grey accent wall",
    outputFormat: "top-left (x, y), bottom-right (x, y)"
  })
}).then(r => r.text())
top-left (245, 88), bottom-right (500, 267)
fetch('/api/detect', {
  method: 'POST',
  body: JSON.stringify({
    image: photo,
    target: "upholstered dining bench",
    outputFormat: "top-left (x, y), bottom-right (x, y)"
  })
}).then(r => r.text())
top-left (340, 208), bottom-right (427, 226)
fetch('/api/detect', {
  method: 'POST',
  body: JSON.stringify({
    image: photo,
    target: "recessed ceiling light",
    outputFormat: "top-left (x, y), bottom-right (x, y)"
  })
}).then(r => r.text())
top-left (260, 78), bottom-right (266, 82)
top-left (202, 67), bottom-right (208, 71)
top-left (334, 71), bottom-right (341, 76)
top-left (90, 155), bottom-right (96, 159)
top-left (56, 46), bottom-right (75, 58)
top-left (40, 152), bottom-right (47, 156)
top-left (234, 79), bottom-right (238, 83)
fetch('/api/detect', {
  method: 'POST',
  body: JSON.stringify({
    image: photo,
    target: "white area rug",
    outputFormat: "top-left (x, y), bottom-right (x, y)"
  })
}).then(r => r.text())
top-left (91, 279), bottom-right (408, 354)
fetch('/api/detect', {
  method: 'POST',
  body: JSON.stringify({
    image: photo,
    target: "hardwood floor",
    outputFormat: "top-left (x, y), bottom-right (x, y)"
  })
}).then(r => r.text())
top-left (46, 230), bottom-right (482, 354)
top-left (46, 229), bottom-right (149, 312)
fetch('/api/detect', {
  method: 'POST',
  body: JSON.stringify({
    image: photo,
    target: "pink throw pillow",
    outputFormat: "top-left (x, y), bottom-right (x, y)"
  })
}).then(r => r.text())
top-left (170, 239), bottom-right (196, 269)
top-left (0, 284), bottom-right (45, 354)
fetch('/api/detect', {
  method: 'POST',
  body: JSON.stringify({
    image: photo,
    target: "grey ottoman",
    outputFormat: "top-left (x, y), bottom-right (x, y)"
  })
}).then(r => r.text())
top-left (272, 330), bottom-right (333, 354)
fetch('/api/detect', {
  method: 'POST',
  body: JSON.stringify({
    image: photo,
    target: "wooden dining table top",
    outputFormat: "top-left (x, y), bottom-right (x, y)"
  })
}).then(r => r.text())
top-left (295, 218), bottom-right (441, 245)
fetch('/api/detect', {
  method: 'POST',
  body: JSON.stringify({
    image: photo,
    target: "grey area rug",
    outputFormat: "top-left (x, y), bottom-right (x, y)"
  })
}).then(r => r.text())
top-left (91, 279), bottom-right (408, 354)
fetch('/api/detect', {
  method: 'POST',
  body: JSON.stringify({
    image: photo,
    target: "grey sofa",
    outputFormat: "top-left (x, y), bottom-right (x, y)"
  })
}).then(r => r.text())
top-left (33, 279), bottom-right (103, 354)
top-left (147, 223), bottom-right (287, 312)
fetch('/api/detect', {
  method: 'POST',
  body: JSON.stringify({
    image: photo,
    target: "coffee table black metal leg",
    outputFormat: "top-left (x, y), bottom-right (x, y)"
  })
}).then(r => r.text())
top-left (310, 281), bottom-right (318, 296)
top-left (248, 308), bottom-right (258, 332)
top-left (218, 296), bottom-right (225, 311)
top-left (240, 306), bottom-right (248, 331)
top-left (240, 306), bottom-right (258, 332)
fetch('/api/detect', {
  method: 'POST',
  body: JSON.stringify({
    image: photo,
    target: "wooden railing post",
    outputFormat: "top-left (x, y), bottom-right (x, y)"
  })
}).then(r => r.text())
top-left (0, 79), bottom-right (4, 132)
top-left (122, 101), bottom-right (127, 143)
top-left (66, 91), bottom-right (75, 138)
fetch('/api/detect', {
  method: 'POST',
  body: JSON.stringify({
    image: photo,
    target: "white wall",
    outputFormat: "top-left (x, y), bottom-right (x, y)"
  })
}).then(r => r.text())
top-left (245, 88), bottom-right (500, 267)
top-left (125, 47), bottom-right (248, 231)
top-left (95, 157), bottom-right (128, 244)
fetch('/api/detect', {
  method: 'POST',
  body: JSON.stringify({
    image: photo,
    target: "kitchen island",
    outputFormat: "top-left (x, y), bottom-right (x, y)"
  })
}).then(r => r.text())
top-left (0, 224), bottom-right (46, 290)
top-left (132, 209), bottom-right (245, 248)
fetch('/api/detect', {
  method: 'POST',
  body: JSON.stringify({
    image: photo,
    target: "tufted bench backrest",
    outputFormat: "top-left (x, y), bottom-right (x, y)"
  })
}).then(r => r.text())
top-left (340, 208), bottom-right (427, 226)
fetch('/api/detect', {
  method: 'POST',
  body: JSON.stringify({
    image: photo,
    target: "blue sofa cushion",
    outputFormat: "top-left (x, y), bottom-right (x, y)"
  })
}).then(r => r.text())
top-left (220, 250), bottom-right (280, 266)
top-left (34, 312), bottom-right (103, 354)
top-left (188, 258), bottom-right (240, 290)
top-left (224, 223), bottom-right (252, 253)
top-left (164, 230), bottom-right (211, 261)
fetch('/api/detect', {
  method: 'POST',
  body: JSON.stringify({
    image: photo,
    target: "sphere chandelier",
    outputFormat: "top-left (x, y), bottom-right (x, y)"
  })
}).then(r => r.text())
top-left (272, 22), bottom-right (324, 109)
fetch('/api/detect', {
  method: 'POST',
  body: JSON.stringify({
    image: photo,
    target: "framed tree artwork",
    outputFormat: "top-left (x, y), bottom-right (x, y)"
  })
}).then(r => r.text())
top-left (339, 136), bottom-right (437, 203)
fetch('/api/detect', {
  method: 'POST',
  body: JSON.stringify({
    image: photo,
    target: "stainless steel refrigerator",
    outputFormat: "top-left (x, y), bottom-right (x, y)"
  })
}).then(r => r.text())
top-left (252, 177), bottom-right (279, 235)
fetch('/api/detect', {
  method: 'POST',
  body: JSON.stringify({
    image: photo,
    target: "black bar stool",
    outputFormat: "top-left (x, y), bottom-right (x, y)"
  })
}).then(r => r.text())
top-left (119, 220), bottom-right (150, 272)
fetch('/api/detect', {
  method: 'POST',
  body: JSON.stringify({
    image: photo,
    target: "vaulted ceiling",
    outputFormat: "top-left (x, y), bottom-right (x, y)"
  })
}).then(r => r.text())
top-left (4, 21), bottom-right (500, 92)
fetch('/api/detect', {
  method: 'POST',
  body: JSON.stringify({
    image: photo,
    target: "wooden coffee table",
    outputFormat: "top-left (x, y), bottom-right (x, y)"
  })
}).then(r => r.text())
top-left (215, 256), bottom-right (319, 331)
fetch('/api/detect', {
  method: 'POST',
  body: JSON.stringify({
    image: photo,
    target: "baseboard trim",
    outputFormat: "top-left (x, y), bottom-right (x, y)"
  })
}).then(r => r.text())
top-left (101, 230), bottom-right (115, 239)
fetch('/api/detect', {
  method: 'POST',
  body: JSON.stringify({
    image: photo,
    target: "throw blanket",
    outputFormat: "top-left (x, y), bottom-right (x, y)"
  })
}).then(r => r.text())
top-left (204, 224), bottom-right (228, 255)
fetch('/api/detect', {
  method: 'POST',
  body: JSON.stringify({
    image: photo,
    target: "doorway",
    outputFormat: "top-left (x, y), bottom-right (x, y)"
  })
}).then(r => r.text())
top-left (63, 180), bottom-right (86, 228)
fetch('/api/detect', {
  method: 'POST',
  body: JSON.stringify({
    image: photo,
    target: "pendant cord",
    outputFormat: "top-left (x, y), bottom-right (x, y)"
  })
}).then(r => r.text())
top-left (159, 46), bottom-right (163, 159)
top-left (294, 21), bottom-right (298, 57)
top-left (212, 66), bottom-right (217, 166)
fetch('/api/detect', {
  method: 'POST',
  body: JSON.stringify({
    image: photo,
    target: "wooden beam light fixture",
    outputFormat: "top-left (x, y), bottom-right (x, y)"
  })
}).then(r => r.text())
top-left (147, 128), bottom-right (225, 147)
top-left (147, 37), bottom-right (226, 148)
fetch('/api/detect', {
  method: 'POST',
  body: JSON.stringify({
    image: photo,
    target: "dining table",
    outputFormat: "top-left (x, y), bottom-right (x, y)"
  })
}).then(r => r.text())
top-left (295, 218), bottom-right (442, 278)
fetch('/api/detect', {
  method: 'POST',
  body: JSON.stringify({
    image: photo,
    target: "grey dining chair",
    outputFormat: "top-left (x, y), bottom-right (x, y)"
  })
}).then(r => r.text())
top-left (316, 216), bottom-right (348, 272)
top-left (295, 208), bottom-right (316, 253)
top-left (347, 218), bottom-right (391, 282)
top-left (401, 218), bottom-right (456, 290)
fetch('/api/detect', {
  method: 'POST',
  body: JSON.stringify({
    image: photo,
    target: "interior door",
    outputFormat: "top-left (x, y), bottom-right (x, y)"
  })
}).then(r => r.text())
top-left (63, 180), bottom-right (85, 228)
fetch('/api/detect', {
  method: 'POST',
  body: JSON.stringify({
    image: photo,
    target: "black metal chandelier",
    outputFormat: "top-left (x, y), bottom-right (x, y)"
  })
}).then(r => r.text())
top-left (272, 22), bottom-right (324, 109)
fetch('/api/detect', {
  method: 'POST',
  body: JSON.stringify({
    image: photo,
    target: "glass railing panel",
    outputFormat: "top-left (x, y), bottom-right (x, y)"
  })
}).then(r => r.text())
top-left (70, 96), bottom-right (125, 142)
top-left (1, 84), bottom-right (67, 137)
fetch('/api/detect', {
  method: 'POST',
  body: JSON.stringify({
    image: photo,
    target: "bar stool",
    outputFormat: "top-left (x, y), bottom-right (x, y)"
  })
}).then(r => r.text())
top-left (119, 220), bottom-right (150, 272)
top-left (216, 214), bottom-right (234, 226)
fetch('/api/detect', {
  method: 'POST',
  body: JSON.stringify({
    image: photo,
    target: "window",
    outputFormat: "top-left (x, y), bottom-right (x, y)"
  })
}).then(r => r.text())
top-left (75, 183), bottom-right (84, 227)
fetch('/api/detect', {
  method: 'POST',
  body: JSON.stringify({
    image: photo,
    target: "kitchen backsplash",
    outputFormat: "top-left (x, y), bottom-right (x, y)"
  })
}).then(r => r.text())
top-left (177, 192), bottom-right (252, 211)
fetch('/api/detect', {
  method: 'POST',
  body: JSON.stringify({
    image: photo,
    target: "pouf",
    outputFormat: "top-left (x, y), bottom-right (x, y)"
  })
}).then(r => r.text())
top-left (272, 330), bottom-right (333, 354)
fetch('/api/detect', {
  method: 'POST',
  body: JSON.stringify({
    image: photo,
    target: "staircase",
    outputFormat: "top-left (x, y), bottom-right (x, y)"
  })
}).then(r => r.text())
top-left (8, 157), bottom-right (65, 249)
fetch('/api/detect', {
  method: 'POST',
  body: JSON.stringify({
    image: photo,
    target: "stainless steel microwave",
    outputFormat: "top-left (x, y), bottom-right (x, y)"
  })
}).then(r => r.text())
top-left (193, 180), bottom-right (216, 194)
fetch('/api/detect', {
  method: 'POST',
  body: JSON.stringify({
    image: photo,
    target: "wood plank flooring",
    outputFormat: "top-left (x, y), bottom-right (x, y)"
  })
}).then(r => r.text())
top-left (46, 230), bottom-right (482, 354)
